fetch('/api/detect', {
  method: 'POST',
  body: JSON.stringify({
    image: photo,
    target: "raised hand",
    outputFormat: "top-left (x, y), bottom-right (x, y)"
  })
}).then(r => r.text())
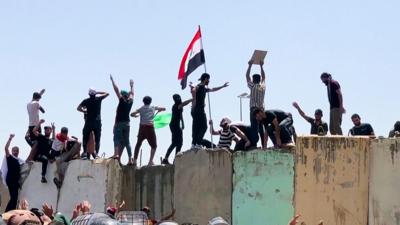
top-left (223, 82), bottom-right (229, 88)
top-left (42, 203), bottom-right (54, 218)
top-left (130, 79), bottom-right (134, 88)
top-left (292, 102), bottom-right (299, 109)
top-left (9, 134), bottom-right (15, 139)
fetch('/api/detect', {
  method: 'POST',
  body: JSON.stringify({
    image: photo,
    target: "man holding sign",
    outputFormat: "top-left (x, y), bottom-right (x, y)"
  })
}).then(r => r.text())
top-left (246, 50), bottom-right (267, 148)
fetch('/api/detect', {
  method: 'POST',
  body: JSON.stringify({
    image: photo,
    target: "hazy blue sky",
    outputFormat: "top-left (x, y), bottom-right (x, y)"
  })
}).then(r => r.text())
top-left (1, 0), bottom-right (399, 164)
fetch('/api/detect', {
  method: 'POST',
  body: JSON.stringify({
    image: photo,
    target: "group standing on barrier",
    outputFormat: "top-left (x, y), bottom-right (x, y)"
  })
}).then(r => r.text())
top-left (1, 59), bottom-right (398, 224)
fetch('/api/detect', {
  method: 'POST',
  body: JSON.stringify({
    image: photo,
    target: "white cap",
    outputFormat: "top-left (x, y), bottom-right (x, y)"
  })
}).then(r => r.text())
top-left (88, 88), bottom-right (96, 95)
top-left (220, 117), bottom-right (232, 126)
top-left (208, 217), bottom-right (229, 225)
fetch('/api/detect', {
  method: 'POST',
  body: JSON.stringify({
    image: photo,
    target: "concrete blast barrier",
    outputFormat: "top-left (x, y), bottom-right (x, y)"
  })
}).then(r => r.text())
top-left (57, 159), bottom-right (122, 217)
top-left (295, 136), bottom-right (370, 225)
top-left (19, 162), bottom-right (59, 210)
top-left (174, 149), bottom-right (232, 225)
top-left (120, 166), bottom-right (136, 211)
top-left (232, 150), bottom-right (295, 225)
top-left (135, 165), bottom-right (174, 220)
top-left (369, 138), bottom-right (400, 225)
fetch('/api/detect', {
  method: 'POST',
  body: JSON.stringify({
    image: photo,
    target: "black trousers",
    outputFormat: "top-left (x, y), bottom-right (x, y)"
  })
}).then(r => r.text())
top-left (165, 126), bottom-right (183, 159)
top-left (34, 154), bottom-right (48, 176)
top-left (25, 126), bottom-right (41, 147)
top-left (250, 107), bottom-right (265, 147)
top-left (6, 182), bottom-right (19, 212)
top-left (191, 110), bottom-right (207, 146)
top-left (82, 120), bottom-right (102, 155)
top-left (267, 117), bottom-right (294, 145)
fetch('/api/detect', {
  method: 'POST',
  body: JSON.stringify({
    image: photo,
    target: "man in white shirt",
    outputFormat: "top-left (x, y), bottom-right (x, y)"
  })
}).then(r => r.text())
top-left (26, 89), bottom-right (46, 147)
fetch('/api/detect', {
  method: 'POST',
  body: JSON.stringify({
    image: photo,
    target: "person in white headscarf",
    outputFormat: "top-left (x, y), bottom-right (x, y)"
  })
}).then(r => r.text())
top-left (1, 134), bottom-right (24, 212)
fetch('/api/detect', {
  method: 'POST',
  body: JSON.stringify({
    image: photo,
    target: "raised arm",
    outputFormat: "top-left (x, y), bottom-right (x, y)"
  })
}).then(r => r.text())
top-left (178, 99), bottom-right (193, 109)
top-left (129, 79), bottom-right (134, 99)
top-left (209, 82), bottom-right (229, 92)
top-left (130, 110), bottom-right (140, 118)
top-left (292, 102), bottom-right (311, 121)
top-left (246, 60), bottom-right (253, 83)
top-left (260, 61), bottom-right (265, 83)
top-left (97, 91), bottom-right (110, 99)
top-left (51, 123), bottom-right (56, 139)
top-left (110, 75), bottom-right (122, 99)
top-left (209, 120), bottom-right (220, 135)
top-left (5, 134), bottom-right (15, 157)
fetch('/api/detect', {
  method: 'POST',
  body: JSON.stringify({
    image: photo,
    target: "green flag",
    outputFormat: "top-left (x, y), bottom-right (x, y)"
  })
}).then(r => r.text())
top-left (153, 113), bottom-right (172, 129)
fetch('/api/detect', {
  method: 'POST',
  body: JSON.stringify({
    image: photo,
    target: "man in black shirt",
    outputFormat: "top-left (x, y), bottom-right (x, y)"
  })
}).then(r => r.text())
top-left (77, 88), bottom-right (109, 159)
top-left (389, 121), bottom-right (400, 138)
top-left (3, 134), bottom-right (23, 212)
top-left (254, 108), bottom-right (295, 148)
top-left (292, 102), bottom-right (328, 135)
top-left (110, 75), bottom-right (134, 165)
top-left (190, 73), bottom-right (229, 149)
top-left (162, 94), bottom-right (192, 165)
top-left (321, 73), bottom-right (345, 135)
top-left (349, 114), bottom-right (375, 138)
top-left (32, 119), bottom-right (55, 183)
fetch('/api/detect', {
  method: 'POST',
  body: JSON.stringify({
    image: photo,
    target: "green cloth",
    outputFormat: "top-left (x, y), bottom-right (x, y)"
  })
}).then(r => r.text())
top-left (52, 213), bottom-right (71, 225)
top-left (153, 113), bottom-right (172, 129)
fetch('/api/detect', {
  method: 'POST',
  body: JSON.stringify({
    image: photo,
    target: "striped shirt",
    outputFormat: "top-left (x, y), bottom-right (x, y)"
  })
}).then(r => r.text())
top-left (248, 82), bottom-right (265, 109)
top-left (218, 126), bottom-right (237, 149)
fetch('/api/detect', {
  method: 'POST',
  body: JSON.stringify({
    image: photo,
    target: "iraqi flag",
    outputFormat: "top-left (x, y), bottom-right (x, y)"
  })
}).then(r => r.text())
top-left (178, 27), bottom-right (206, 89)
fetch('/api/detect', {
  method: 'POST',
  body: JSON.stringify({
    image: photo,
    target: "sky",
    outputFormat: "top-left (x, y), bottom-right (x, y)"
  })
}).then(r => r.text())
top-left (0, 0), bottom-right (399, 165)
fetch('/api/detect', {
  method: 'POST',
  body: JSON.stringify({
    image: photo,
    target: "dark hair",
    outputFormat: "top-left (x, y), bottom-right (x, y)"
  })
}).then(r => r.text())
top-left (252, 74), bottom-right (261, 84)
top-left (173, 94), bottom-right (182, 104)
top-left (394, 121), bottom-right (400, 130)
top-left (143, 96), bottom-right (152, 105)
top-left (252, 108), bottom-right (264, 116)
top-left (199, 73), bottom-right (210, 82)
top-left (44, 126), bottom-right (52, 130)
top-left (351, 114), bottom-right (360, 120)
top-left (32, 92), bottom-right (41, 100)
top-left (61, 127), bottom-right (68, 134)
top-left (314, 109), bottom-right (323, 116)
top-left (320, 72), bottom-right (332, 79)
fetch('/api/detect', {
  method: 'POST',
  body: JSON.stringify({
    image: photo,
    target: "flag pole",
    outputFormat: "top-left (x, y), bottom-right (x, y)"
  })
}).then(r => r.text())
top-left (198, 25), bottom-right (214, 150)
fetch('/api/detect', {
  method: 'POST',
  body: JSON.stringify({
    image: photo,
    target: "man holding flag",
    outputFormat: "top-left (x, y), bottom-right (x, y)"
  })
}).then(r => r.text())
top-left (178, 27), bottom-right (229, 149)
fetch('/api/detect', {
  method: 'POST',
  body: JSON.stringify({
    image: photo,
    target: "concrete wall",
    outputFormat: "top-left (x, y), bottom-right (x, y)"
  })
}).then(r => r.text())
top-left (135, 165), bottom-right (174, 220)
top-left (57, 159), bottom-right (122, 216)
top-left (295, 136), bottom-right (370, 225)
top-left (0, 174), bottom-right (10, 213)
top-left (120, 166), bottom-right (136, 211)
top-left (19, 162), bottom-right (59, 210)
top-left (174, 149), bottom-right (232, 225)
top-left (369, 138), bottom-right (400, 225)
top-left (232, 150), bottom-right (295, 225)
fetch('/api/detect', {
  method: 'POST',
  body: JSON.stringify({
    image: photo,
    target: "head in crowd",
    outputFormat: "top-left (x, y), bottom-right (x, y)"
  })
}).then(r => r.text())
top-left (314, 109), bottom-right (323, 121)
top-left (60, 127), bottom-right (69, 139)
top-left (44, 126), bottom-right (52, 138)
top-left (219, 117), bottom-right (231, 130)
top-left (351, 113), bottom-right (361, 126)
top-left (106, 207), bottom-right (117, 217)
top-left (253, 108), bottom-right (266, 122)
top-left (394, 121), bottom-right (400, 131)
top-left (11, 146), bottom-right (19, 158)
top-left (51, 213), bottom-right (71, 225)
top-left (143, 96), bottom-right (152, 106)
top-left (85, 213), bottom-right (119, 225)
top-left (320, 72), bottom-right (332, 85)
top-left (88, 88), bottom-right (96, 98)
top-left (199, 73), bottom-right (210, 85)
top-left (173, 94), bottom-right (182, 105)
top-left (32, 92), bottom-right (42, 101)
top-left (141, 207), bottom-right (151, 218)
top-left (120, 90), bottom-right (129, 100)
top-left (252, 74), bottom-right (261, 84)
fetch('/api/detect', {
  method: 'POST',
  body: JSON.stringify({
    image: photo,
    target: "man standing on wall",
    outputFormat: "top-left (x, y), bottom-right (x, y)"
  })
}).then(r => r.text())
top-left (26, 89), bottom-right (45, 148)
top-left (110, 75), bottom-right (134, 165)
top-left (292, 102), bottom-right (328, 135)
top-left (246, 60), bottom-right (266, 148)
top-left (320, 72), bottom-right (345, 135)
top-left (77, 88), bottom-right (109, 159)
top-left (191, 73), bottom-right (229, 149)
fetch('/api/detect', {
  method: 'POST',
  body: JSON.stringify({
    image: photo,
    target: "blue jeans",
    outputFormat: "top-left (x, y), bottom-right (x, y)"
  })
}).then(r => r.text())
top-left (113, 122), bottom-right (132, 158)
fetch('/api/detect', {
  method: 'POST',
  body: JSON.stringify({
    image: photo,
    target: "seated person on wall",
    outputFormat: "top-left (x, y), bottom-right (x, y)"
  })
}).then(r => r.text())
top-left (31, 119), bottom-right (55, 183)
top-left (209, 118), bottom-right (251, 151)
top-left (292, 102), bottom-right (328, 135)
top-left (389, 121), bottom-right (400, 138)
top-left (51, 127), bottom-right (81, 189)
top-left (253, 108), bottom-right (296, 149)
top-left (349, 113), bottom-right (375, 138)
top-left (230, 122), bottom-right (259, 150)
